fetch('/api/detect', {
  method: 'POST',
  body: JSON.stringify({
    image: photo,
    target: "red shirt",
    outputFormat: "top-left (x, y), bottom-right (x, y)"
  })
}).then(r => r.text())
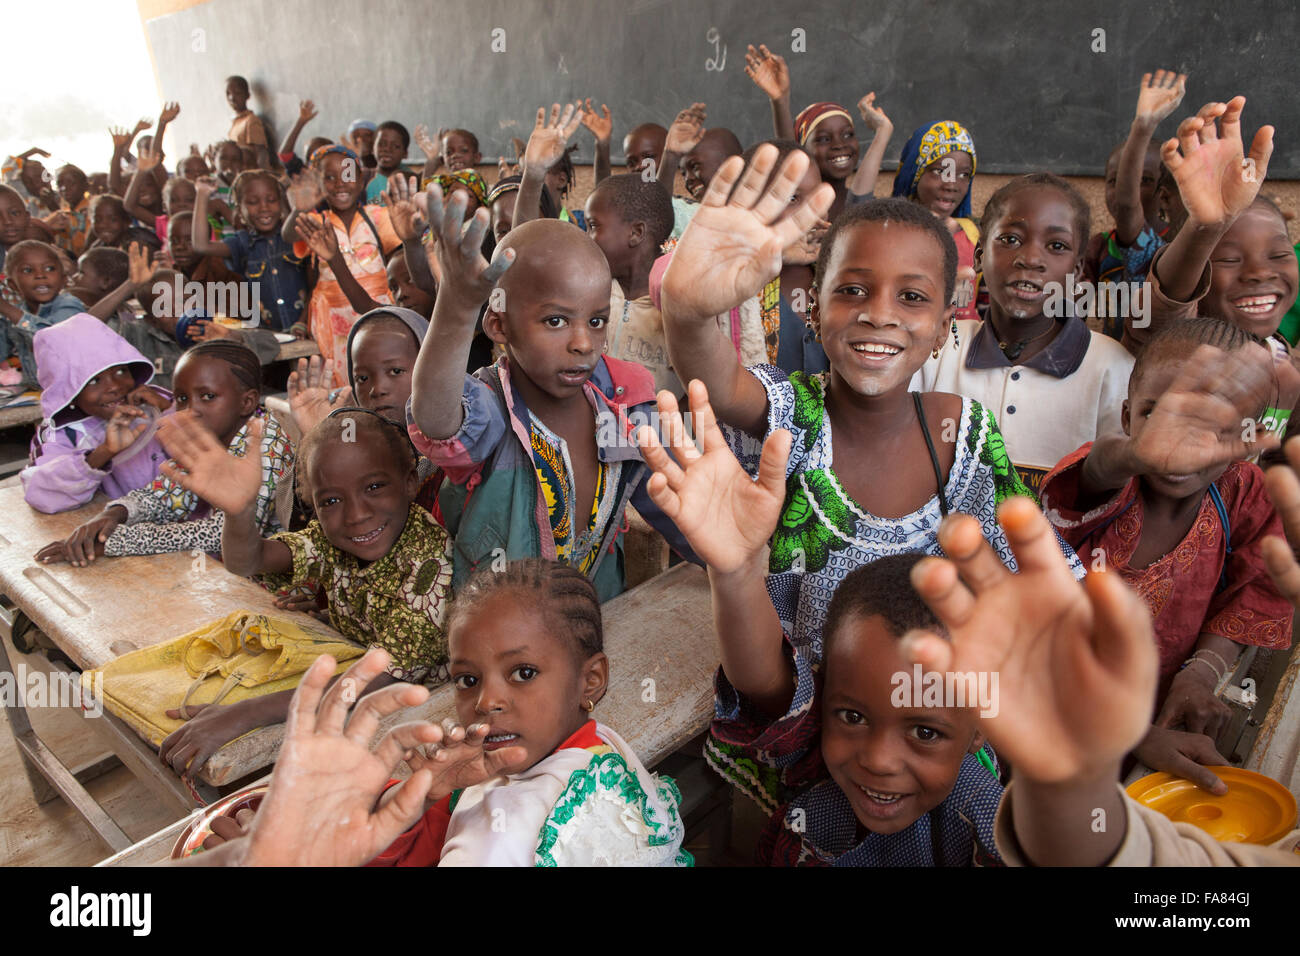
top-left (1042, 444), bottom-right (1292, 702)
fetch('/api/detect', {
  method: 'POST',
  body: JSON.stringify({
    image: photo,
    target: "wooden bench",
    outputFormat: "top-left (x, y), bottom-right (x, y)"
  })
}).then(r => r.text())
top-left (99, 561), bottom-right (718, 864)
top-left (0, 486), bottom-right (348, 850)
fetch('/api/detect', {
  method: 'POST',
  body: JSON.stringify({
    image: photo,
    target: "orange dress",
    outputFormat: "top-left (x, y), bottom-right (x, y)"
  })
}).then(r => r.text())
top-left (295, 206), bottom-right (400, 385)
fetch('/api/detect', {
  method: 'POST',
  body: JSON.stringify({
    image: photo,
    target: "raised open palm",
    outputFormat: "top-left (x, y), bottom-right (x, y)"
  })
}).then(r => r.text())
top-left (157, 413), bottom-right (264, 515)
top-left (401, 718), bottom-right (528, 802)
top-left (524, 102), bottom-right (583, 172)
top-left (906, 498), bottom-right (1158, 783)
top-left (1162, 96), bottom-right (1274, 226)
top-left (1130, 342), bottom-right (1279, 475)
top-left (580, 99), bottom-right (612, 142)
top-left (745, 44), bottom-right (789, 100)
top-left (1134, 70), bottom-right (1186, 126)
top-left (660, 145), bottom-right (834, 321)
top-left (288, 355), bottom-right (351, 434)
top-left (636, 380), bottom-right (790, 574)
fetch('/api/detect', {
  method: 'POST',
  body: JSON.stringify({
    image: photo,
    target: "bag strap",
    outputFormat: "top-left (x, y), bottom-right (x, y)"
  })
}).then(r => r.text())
top-left (1208, 481), bottom-right (1232, 593)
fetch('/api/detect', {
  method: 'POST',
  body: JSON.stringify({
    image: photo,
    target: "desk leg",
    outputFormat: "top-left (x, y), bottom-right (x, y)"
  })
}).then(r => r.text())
top-left (0, 634), bottom-right (132, 853)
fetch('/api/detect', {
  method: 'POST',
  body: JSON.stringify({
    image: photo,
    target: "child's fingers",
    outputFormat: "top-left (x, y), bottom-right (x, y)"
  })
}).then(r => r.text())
top-left (374, 768), bottom-right (434, 833)
top-left (644, 472), bottom-right (682, 522)
top-left (1175, 113), bottom-right (1205, 157)
top-left (750, 149), bottom-right (810, 223)
top-left (898, 627), bottom-right (956, 675)
top-left (1218, 95), bottom-right (1246, 145)
top-left (685, 380), bottom-right (725, 453)
top-left (1173, 738), bottom-right (1230, 795)
top-left (284, 653), bottom-right (337, 739)
top-left (994, 496), bottom-right (1073, 580)
top-left (659, 389), bottom-right (699, 462)
top-left (730, 144), bottom-right (780, 211)
top-left (1261, 536), bottom-right (1300, 608)
top-left (699, 155), bottom-right (746, 208)
top-left (423, 182), bottom-right (446, 235)
top-left (344, 681), bottom-right (430, 748)
top-left (316, 649), bottom-right (390, 736)
top-left (937, 509), bottom-right (1012, 595)
top-left (481, 245), bottom-right (515, 285)
top-left (756, 429), bottom-right (793, 500)
top-left (484, 744), bottom-right (530, 777)
top-left (1247, 124), bottom-right (1275, 183)
top-left (1081, 568), bottom-right (1156, 687)
top-left (909, 555), bottom-right (977, 633)
top-left (636, 424), bottom-right (687, 492)
top-left (1265, 456), bottom-right (1300, 545)
top-left (458, 207), bottom-right (490, 259)
top-left (372, 720), bottom-right (443, 769)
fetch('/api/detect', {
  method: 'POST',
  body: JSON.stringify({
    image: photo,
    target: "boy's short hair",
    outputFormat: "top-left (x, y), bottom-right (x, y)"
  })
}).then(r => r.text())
top-left (226, 74), bottom-right (250, 91)
top-left (449, 558), bottom-right (603, 663)
top-left (376, 120), bottom-right (411, 150)
top-left (4, 239), bottom-right (62, 271)
top-left (89, 193), bottom-right (127, 220)
top-left (980, 172), bottom-right (1091, 249)
top-left (590, 173), bottom-right (674, 248)
top-left (816, 197), bottom-right (958, 305)
top-left (79, 247), bottom-right (129, 287)
top-left (823, 553), bottom-right (942, 657)
top-left (1131, 316), bottom-right (1267, 392)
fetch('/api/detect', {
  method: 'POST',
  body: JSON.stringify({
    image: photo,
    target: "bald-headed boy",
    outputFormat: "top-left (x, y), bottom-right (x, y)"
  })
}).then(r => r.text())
top-left (408, 190), bottom-right (691, 600)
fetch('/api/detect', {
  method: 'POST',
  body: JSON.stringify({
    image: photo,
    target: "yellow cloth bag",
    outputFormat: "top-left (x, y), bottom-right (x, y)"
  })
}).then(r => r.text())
top-left (82, 611), bottom-right (364, 746)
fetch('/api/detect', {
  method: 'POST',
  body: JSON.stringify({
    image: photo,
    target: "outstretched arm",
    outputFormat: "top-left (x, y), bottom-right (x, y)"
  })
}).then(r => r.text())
top-left (581, 100), bottom-right (613, 186)
top-left (846, 93), bottom-right (893, 198)
top-left (660, 145), bottom-right (834, 434)
top-left (659, 103), bottom-right (706, 198)
top-left (745, 45), bottom-right (795, 141)
top-left (515, 103), bottom-right (583, 228)
top-left (1115, 71), bottom-right (1185, 245)
top-left (637, 381), bottom-right (794, 715)
top-left (410, 185), bottom-right (514, 439)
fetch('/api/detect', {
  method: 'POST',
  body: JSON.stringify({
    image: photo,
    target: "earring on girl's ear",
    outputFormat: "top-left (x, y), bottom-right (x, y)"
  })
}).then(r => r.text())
top-left (584, 699), bottom-right (595, 713)
top-left (951, 317), bottom-right (960, 349)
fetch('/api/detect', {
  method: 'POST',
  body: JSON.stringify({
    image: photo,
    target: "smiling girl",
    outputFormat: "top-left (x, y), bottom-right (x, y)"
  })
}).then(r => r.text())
top-left (285, 145), bottom-right (401, 383)
top-left (153, 404), bottom-right (453, 777)
top-left (661, 146), bottom-right (1082, 659)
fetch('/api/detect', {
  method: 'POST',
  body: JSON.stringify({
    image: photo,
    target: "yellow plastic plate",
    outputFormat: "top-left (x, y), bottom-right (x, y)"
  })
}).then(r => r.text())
top-left (1127, 767), bottom-right (1297, 845)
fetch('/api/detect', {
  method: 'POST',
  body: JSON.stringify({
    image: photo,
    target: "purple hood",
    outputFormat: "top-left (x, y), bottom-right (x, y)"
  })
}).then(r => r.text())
top-left (34, 313), bottom-right (156, 427)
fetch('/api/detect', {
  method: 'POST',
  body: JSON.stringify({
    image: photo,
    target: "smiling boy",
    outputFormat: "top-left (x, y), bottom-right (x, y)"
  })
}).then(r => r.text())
top-left (0, 239), bottom-right (87, 382)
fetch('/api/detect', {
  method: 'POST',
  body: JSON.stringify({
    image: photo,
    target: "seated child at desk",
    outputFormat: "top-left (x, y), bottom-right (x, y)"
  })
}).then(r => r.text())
top-left (368, 558), bottom-right (690, 867)
top-left (153, 404), bottom-right (453, 776)
top-left (637, 383), bottom-right (1000, 865)
top-left (1041, 318), bottom-right (1291, 792)
top-left (0, 239), bottom-right (87, 384)
top-left (21, 313), bottom-right (171, 513)
top-left (407, 187), bottom-right (687, 602)
top-left (35, 340), bottom-right (292, 565)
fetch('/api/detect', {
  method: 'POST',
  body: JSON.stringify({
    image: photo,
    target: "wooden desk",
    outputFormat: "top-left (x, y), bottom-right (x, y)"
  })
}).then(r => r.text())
top-left (0, 486), bottom-right (345, 850)
top-left (273, 340), bottom-right (318, 363)
top-left (101, 562), bottom-right (718, 864)
top-left (0, 404), bottom-right (41, 430)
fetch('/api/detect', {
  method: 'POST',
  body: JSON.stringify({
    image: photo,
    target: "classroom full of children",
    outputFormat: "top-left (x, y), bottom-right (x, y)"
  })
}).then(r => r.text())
top-left (6, 31), bottom-right (1300, 872)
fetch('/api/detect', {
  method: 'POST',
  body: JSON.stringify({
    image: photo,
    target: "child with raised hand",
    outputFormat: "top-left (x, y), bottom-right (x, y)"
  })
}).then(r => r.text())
top-left (407, 184), bottom-right (684, 600)
top-left (583, 173), bottom-right (679, 396)
top-left (368, 558), bottom-right (691, 866)
top-left (744, 43), bottom-right (796, 141)
top-left (35, 340), bottom-right (293, 566)
top-left (193, 173), bottom-right (307, 332)
top-left (655, 103), bottom-right (707, 238)
top-left (21, 313), bottom-right (170, 513)
top-left (0, 239), bottom-right (90, 384)
top-left (1041, 320), bottom-right (1290, 793)
top-left (440, 129), bottom-right (481, 174)
top-left (122, 141), bottom-right (167, 243)
top-left (637, 382), bottom-right (1001, 865)
top-left (908, 497), bottom-right (1300, 865)
top-left (151, 403), bottom-right (453, 778)
top-left (915, 172), bottom-right (1135, 493)
top-left (1083, 71), bottom-right (1187, 337)
top-left (888, 120), bottom-right (980, 320)
top-left (660, 146), bottom-right (1078, 658)
top-left (284, 145), bottom-right (401, 384)
top-left (579, 99), bottom-right (613, 186)
top-left (87, 194), bottom-right (160, 253)
top-left (511, 103), bottom-right (584, 231)
top-left (1131, 97), bottom-right (1299, 454)
top-left (276, 99), bottom-right (320, 178)
top-left (680, 128), bottom-right (743, 204)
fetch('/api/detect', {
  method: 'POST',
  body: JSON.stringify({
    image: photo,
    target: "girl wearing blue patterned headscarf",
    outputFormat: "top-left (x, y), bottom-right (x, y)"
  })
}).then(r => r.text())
top-left (893, 121), bottom-right (980, 320)
top-left (892, 120), bottom-right (978, 219)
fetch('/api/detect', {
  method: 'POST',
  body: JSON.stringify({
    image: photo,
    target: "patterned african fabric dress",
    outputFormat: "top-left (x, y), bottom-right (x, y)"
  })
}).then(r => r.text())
top-left (297, 205), bottom-right (399, 386)
top-left (722, 365), bottom-right (1084, 661)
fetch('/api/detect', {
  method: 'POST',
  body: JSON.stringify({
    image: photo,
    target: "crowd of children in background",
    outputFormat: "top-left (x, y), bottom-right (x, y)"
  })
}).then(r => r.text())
top-left (5, 50), bottom-right (1300, 868)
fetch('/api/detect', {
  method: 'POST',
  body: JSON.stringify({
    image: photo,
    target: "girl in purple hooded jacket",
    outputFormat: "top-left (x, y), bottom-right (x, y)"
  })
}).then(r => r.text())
top-left (20, 313), bottom-right (171, 513)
